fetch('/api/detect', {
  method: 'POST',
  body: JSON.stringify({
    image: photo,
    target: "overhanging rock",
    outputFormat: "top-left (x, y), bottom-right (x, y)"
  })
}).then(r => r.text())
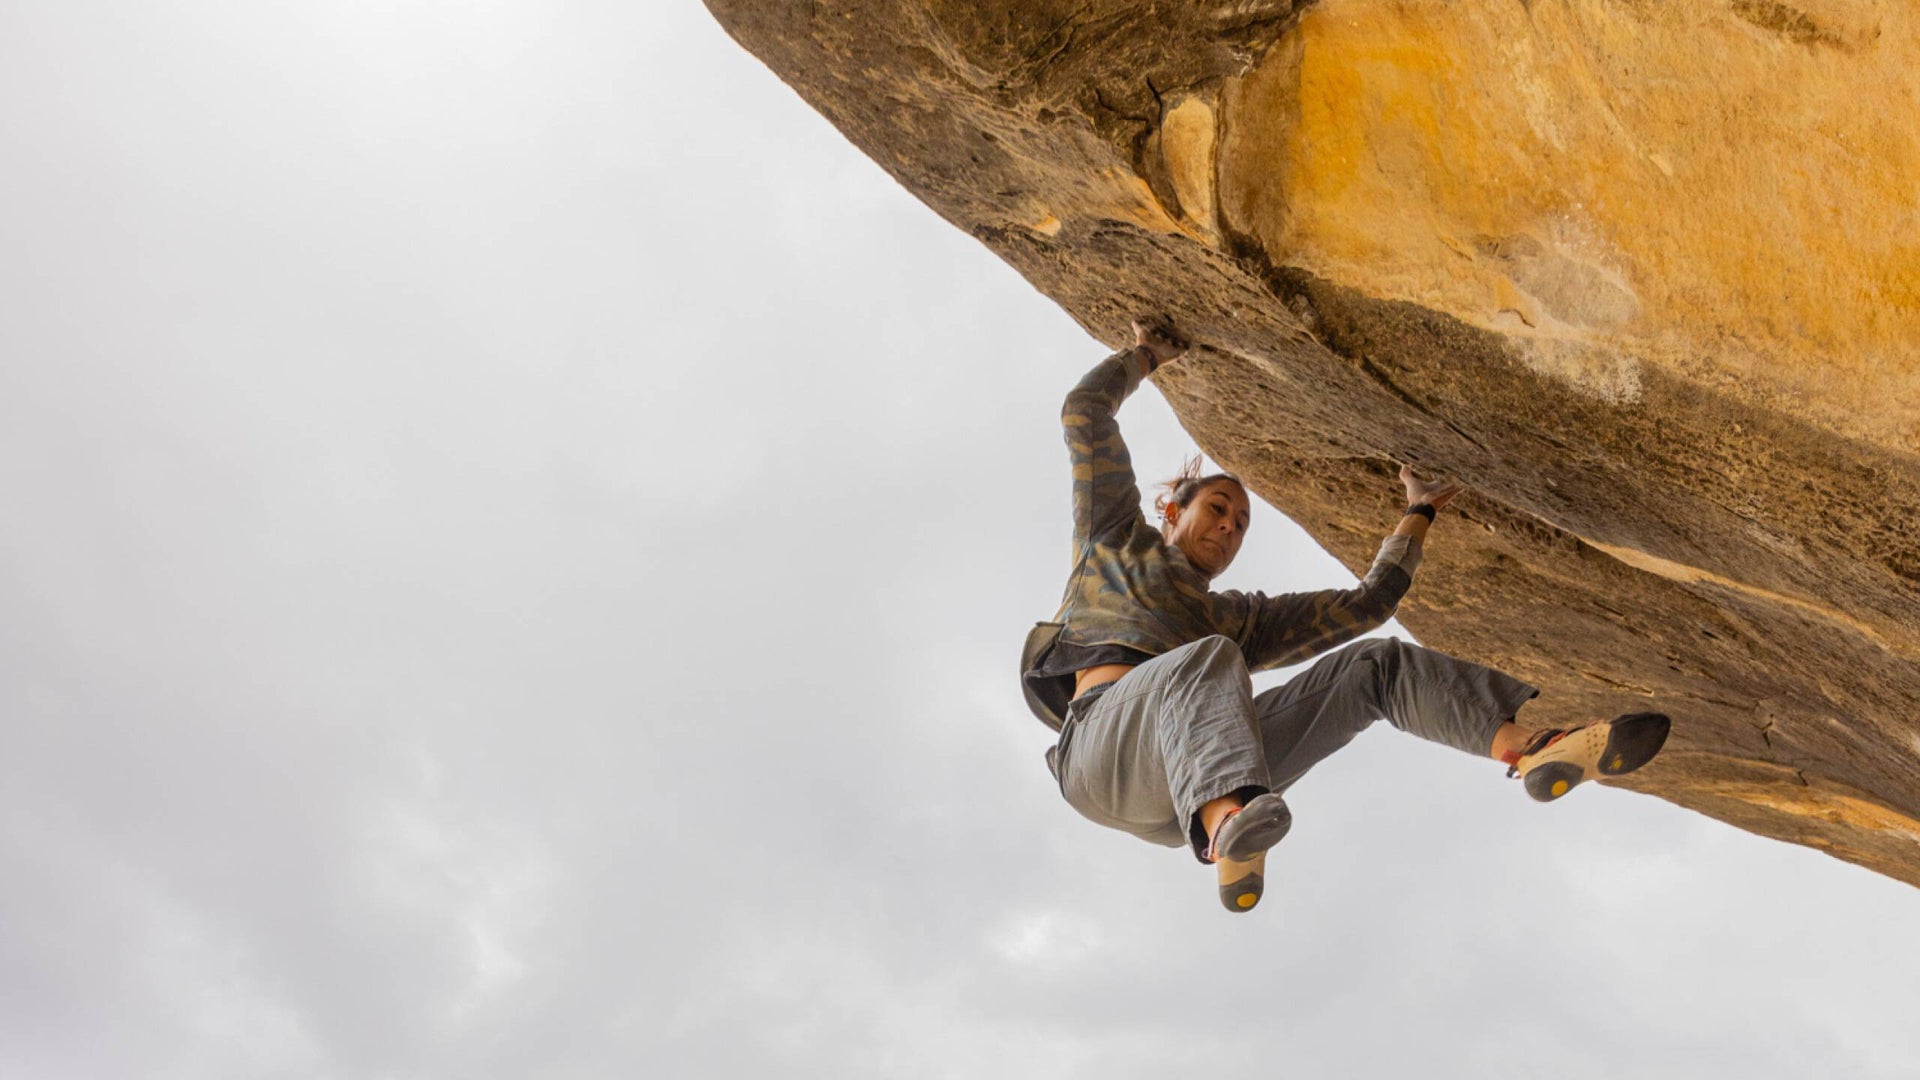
top-left (707, 0), bottom-right (1920, 885)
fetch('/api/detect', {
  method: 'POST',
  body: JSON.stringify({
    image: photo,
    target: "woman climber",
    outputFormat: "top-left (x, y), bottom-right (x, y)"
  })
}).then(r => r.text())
top-left (1018, 319), bottom-right (1670, 912)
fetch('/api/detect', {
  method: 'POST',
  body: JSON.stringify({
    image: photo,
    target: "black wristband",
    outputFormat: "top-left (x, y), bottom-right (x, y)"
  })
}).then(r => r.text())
top-left (1405, 503), bottom-right (1436, 523)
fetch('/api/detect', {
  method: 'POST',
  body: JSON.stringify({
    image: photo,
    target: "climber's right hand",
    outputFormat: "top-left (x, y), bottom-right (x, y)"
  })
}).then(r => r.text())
top-left (1131, 317), bottom-right (1189, 370)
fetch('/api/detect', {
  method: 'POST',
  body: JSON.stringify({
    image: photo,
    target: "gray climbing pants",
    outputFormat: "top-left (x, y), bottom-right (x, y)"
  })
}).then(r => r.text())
top-left (1046, 635), bottom-right (1539, 862)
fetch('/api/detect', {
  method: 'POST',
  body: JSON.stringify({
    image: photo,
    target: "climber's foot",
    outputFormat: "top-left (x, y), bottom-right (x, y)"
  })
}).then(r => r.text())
top-left (1509, 712), bottom-right (1671, 802)
top-left (1217, 851), bottom-right (1265, 913)
top-left (1206, 791), bottom-right (1291, 863)
top-left (1206, 793), bottom-right (1288, 914)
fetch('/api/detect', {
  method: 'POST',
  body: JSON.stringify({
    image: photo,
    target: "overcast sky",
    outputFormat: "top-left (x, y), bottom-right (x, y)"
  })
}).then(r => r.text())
top-left (2, 3), bottom-right (1917, 1078)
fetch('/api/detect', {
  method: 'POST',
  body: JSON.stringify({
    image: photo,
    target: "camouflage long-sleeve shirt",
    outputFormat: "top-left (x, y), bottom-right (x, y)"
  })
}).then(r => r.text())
top-left (1019, 347), bottom-right (1424, 731)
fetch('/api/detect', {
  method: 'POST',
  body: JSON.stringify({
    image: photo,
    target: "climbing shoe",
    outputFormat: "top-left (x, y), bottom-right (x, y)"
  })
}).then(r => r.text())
top-left (1206, 793), bottom-right (1290, 913)
top-left (1508, 712), bottom-right (1671, 802)
top-left (1217, 852), bottom-right (1266, 913)
top-left (1206, 792), bottom-right (1292, 863)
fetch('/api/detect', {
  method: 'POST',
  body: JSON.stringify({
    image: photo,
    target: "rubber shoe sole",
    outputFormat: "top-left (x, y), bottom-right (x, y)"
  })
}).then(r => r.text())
top-left (1520, 712), bottom-right (1671, 802)
top-left (1217, 853), bottom-right (1265, 913)
top-left (1209, 794), bottom-right (1290, 913)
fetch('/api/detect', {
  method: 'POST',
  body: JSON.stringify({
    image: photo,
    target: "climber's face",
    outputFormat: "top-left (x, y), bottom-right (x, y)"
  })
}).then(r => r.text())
top-left (1164, 479), bottom-right (1250, 577)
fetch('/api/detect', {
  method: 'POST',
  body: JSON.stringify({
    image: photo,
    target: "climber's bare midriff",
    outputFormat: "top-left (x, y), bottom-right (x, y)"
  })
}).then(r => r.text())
top-left (1073, 663), bottom-right (1135, 700)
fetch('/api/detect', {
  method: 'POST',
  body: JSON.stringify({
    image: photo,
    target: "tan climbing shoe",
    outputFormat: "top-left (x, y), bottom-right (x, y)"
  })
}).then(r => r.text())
top-left (1509, 712), bottom-right (1671, 802)
top-left (1207, 793), bottom-right (1290, 913)
top-left (1217, 852), bottom-right (1265, 913)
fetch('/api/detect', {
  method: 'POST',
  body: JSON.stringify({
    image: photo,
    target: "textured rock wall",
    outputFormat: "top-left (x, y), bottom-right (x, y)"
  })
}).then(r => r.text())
top-left (1217, 0), bottom-right (1920, 449)
top-left (707, 0), bottom-right (1920, 885)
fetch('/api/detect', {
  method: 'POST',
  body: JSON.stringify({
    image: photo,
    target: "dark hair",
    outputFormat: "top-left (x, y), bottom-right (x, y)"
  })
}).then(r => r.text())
top-left (1153, 455), bottom-right (1246, 524)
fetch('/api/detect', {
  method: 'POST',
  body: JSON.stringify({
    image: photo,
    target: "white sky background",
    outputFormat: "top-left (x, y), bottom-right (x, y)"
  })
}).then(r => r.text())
top-left (2, 2), bottom-right (1917, 1077)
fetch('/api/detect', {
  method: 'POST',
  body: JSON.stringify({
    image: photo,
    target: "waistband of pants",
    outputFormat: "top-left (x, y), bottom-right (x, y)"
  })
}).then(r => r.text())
top-left (1071, 679), bottom-right (1118, 708)
top-left (1044, 679), bottom-right (1117, 781)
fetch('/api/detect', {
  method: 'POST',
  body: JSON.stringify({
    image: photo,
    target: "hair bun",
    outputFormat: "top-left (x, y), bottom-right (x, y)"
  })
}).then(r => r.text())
top-left (1155, 454), bottom-right (1243, 523)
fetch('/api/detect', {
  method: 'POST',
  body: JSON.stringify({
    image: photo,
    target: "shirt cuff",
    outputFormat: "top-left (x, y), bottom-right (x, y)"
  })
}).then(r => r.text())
top-left (1130, 345), bottom-right (1158, 380)
top-left (1376, 532), bottom-right (1423, 577)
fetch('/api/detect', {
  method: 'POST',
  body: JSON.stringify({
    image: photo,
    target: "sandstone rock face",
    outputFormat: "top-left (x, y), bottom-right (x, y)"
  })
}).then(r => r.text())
top-left (708, 0), bottom-right (1920, 884)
